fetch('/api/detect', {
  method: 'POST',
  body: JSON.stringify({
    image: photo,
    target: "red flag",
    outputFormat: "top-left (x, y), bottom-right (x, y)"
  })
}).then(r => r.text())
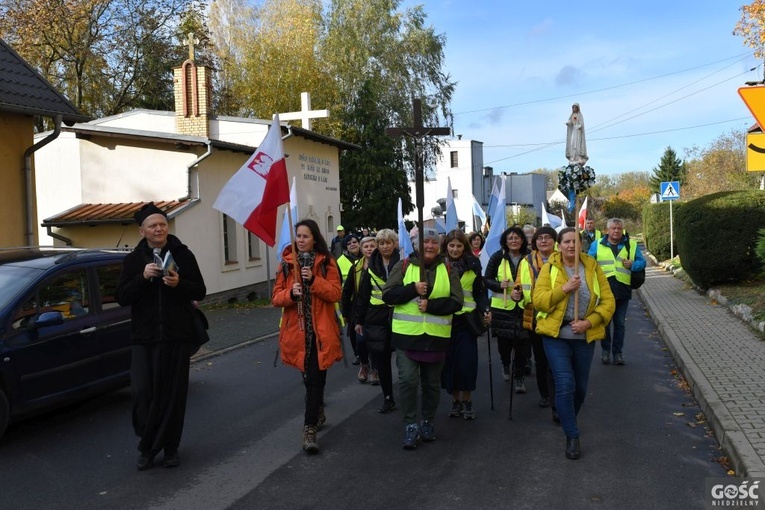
top-left (213, 114), bottom-right (290, 246)
top-left (577, 196), bottom-right (589, 230)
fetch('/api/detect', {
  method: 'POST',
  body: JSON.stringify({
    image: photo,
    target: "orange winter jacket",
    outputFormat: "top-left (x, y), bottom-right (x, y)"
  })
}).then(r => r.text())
top-left (272, 248), bottom-right (343, 371)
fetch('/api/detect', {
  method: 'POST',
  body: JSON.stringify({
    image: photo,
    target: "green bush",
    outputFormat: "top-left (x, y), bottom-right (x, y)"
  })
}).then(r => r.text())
top-left (675, 190), bottom-right (765, 289)
top-left (642, 201), bottom-right (680, 261)
top-left (756, 228), bottom-right (765, 270)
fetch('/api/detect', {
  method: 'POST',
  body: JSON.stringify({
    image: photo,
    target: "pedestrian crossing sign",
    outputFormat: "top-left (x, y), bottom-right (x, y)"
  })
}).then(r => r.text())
top-left (660, 181), bottom-right (680, 201)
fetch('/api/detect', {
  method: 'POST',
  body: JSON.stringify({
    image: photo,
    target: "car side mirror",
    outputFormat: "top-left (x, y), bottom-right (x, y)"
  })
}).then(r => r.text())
top-left (33, 311), bottom-right (65, 329)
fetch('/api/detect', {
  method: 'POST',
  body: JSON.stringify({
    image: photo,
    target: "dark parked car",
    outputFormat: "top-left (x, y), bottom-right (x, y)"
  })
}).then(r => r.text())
top-left (0, 248), bottom-right (132, 438)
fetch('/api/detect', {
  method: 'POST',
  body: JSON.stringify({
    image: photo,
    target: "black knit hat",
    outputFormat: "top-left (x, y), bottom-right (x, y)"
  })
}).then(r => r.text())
top-left (134, 202), bottom-right (168, 225)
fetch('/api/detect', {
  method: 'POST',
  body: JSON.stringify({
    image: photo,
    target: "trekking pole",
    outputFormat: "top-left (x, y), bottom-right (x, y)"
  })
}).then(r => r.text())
top-left (508, 344), bottom-right (515, 420)
top-left (486, 325), bottom-right (495, 411)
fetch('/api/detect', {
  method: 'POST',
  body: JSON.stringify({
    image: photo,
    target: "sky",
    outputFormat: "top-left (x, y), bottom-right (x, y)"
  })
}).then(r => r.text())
top-left (401, 0), bottom-right (760, 176)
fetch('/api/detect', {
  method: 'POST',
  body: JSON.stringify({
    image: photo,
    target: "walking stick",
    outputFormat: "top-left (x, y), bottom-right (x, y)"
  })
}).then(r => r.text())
top-left (508, 343), bottom-right (516, 420)
top-left (486, 324), bottom-right (495, 411)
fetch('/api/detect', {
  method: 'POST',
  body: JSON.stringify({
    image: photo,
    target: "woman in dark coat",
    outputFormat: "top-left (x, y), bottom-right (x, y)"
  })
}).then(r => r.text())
top-left (116, 203), bottom-right (206, 470)
top-left (483, 226), bottom-right (534, 393)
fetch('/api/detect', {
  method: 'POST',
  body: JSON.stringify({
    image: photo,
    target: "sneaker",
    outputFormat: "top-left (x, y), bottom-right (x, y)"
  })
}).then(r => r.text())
top-left (351, 356), bottom-right (360, 366)
top-left (462, 400), bottom-right (476, 420)
top-left (378, 396), bottom-right (396, 414)
top-left (368, 369), bottom-right (380, 385)
top-left (601, 351), bottom-right (611, 365)
top-left (538, 397), bottom-right (550, 408)
top-left (420, 420), bottom-right (436, 442)
top-left (136, 452), bottom-right (156, 471)
top-left (302, 425), bottom-right (319, 453)
top-left (402, 423), bottom-right (420, 449)
top-left (357, 364), bottom-right (369, 383)
top-left (502, 364), bottom-right (511, 382)
top-left (524, 358), bottom-right (533, 375)
top-left (449, 400), bottom-right (462, 418)
top-left (613, 353), bottom-right (625, 365)
top-left (514, 376), bottom-right (526, 394)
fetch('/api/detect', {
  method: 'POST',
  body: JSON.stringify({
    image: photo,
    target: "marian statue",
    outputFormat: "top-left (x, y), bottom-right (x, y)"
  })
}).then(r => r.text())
top-left (565, 103), bottom-right (588, 165)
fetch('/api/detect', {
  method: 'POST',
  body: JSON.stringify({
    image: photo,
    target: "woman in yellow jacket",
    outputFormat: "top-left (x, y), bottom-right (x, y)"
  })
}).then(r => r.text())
top-left (532, 227), bottom-right (615, 460)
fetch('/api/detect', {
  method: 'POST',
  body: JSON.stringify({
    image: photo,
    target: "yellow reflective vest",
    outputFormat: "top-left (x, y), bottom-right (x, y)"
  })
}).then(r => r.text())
top-left (391, 263), bottom-right (452, 338)
top-left (455, 270), bottom-right (477, 316)
top-left (490, 257), bottom-right (533, 311)
top-left (596, 242), bottom-right (635, 286)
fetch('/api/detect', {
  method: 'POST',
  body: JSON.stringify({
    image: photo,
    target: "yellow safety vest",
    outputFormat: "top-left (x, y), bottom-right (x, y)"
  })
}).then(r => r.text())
top-left (455, 270), bottom-right (477, 316)
top-left (596, 242), bottom-right (635, 286)
top-left (391, 263), bottom-right (452, 338)
top-left (537, 265), bottom-right (601, 320)
top-left (490, 257), bottom-right (533, 310)
top-left (368, 269), bottom-right (387, 306)
top-left (337, 255), bottom-right (354, 282)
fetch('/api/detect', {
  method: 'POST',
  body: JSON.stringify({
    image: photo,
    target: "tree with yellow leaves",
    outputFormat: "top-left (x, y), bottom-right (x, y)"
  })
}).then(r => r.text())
top-left (734, 1), bottom-right (765, 59)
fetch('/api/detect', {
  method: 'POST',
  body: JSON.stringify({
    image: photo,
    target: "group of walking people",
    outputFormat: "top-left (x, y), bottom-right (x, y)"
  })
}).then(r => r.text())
top-left (270, 215), bottom-right (647, 460)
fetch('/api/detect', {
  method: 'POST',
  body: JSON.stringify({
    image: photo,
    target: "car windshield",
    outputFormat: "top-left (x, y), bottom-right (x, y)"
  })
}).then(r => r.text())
top-left (0, 266), bottom-right (43, 310)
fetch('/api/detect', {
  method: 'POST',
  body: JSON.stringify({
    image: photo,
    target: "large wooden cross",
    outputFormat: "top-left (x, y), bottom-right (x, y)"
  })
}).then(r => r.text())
top-left (279, 92), bottom-right (329, 130)
top-left (387, 98), bottom-right (450, 280)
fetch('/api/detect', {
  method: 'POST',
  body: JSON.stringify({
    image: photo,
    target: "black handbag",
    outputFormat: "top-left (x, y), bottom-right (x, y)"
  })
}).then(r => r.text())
top-left (192, 308), bottom-right (210, 347)
top-left (464, 308), bottom-right (487, 336)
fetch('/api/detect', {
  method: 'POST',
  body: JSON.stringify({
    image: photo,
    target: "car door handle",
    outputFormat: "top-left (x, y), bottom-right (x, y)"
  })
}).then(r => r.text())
top-left (80, 326), bottom-right (97, 334)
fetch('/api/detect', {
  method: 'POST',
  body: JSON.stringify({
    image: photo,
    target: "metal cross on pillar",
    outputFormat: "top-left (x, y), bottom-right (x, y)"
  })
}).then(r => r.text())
top-left (387, 98), bottom-right (450, 280)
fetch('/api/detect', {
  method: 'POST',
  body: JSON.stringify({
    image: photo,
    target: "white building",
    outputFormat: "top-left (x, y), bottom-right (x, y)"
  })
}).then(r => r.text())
top-left (33, 57), bottom-right (356, 301)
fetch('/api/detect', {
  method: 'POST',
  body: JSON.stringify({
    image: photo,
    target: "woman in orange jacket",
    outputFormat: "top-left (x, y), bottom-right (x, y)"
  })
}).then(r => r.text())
top-left (272, 219), bottom-right (343, 454)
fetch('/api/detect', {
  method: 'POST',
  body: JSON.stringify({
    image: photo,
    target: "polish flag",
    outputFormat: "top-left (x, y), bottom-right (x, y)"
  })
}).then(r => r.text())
top-left (213, 114), bottom-right (289, 246)
top-left (577, 196), bottom-right (589, 230)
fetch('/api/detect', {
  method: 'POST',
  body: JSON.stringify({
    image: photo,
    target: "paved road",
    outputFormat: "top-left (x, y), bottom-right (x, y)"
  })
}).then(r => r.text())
top-left (0, 289), bottom-right (726, 509)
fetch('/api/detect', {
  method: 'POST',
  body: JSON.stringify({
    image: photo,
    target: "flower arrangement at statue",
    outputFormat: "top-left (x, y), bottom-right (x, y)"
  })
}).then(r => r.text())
top-left (558, 163), bottom-right (596, 194)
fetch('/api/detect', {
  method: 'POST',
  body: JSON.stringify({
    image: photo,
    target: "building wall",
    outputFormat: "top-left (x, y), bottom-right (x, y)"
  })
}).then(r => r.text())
top-left (0, 113), bottom-right (35, 247)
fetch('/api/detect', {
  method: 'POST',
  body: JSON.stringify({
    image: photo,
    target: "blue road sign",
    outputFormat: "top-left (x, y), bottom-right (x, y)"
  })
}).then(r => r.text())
top-left (660, 181), bottom-right (680, 201)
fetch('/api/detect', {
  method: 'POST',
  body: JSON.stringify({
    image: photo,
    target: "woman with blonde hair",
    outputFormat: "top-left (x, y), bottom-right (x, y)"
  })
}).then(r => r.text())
top-left (532, 227), bottom-right (615, 460)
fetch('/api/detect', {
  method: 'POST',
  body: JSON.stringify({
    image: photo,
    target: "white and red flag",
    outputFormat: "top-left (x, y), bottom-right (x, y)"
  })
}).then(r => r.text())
top-left (577, 196), bottom-right (589, 230)
top-left (213, 114), bottom-right (289, 246)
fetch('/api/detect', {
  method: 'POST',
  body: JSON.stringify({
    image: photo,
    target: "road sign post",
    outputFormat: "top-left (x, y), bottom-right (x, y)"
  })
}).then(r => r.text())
top-left (660, 181), bottom-right (680, 260)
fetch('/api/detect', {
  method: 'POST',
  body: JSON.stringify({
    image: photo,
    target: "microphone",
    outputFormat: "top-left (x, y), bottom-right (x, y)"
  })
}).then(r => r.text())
top-left (299, 252), bottom-right (311, 283)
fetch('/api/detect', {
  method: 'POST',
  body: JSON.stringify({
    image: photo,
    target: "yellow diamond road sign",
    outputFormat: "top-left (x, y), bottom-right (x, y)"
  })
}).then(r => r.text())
top-left (738, 86), bottom-right (765, 129)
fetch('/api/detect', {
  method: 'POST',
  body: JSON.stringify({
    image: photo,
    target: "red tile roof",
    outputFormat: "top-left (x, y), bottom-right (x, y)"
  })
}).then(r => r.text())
top-left (42, 200), bottom-right (192, 226)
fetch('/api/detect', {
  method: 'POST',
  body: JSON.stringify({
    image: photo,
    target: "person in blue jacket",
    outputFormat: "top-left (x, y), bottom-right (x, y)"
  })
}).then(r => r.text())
top-left (587, 218), bottom-right (645, 365)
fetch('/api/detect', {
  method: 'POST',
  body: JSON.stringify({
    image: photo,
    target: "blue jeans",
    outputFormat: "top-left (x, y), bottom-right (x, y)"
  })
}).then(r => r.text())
top-left (543, 337), bottom-right (595, 439)
top-left (602, 298), bottom-right (629, 354)
top-left (396, 350), bottom-right (444, 425)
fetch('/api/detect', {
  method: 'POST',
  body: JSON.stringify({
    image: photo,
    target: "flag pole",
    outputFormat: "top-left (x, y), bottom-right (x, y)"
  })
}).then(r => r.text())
top-left (573, 193), bottom-right (581, 320)
top-left (287, 201), bottom-right (304, 331)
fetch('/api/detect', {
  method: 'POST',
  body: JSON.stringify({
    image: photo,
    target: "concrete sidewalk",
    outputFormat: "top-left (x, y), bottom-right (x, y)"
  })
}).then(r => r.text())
top-left (638, 259), bottom-right (765, 477)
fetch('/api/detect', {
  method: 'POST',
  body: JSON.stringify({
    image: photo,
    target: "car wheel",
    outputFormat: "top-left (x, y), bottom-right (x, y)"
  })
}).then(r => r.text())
top-left (0, 389), bottom-right (8, 438)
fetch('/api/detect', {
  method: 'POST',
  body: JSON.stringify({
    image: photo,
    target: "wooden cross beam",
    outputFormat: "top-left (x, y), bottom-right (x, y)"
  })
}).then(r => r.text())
top-left (387, 98), bottom-right (450, 279)
top-left (279, 92), bottom-right (329, 131)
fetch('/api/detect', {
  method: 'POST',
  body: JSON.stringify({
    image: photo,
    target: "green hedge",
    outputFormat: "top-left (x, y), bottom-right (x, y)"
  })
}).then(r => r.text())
top-left (642, 201), bottom-right (681, 262)
top-left (675, 190), bottom-right (765, 289)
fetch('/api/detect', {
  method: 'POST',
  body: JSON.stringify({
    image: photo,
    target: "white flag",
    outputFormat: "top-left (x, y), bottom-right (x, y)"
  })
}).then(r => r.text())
top-left (445, 176), bottom-right (458, 232)
top-left (481, 176), bottom-right (506, 271)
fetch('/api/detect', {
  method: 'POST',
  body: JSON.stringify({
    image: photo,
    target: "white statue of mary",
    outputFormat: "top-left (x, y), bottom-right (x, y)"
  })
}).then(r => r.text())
top-left (565, 103), bottom-right (588, 165)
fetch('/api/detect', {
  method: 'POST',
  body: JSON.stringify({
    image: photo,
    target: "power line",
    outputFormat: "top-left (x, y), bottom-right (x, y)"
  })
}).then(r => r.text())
top-left (484, 117), bottom-right (750, 164)
top-left (455, 52), bottom-right (754, 116)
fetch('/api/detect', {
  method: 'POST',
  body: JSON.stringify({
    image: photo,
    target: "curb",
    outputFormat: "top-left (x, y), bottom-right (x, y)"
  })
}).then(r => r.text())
top-left (191, 332), bottom-right (279, 364)
top-left (640, 250), bottom-right (765, 477)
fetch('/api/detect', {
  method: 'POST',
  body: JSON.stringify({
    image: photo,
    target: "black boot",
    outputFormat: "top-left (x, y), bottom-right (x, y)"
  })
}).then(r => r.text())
top-left (565, 437), bottom-right (581, 460)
